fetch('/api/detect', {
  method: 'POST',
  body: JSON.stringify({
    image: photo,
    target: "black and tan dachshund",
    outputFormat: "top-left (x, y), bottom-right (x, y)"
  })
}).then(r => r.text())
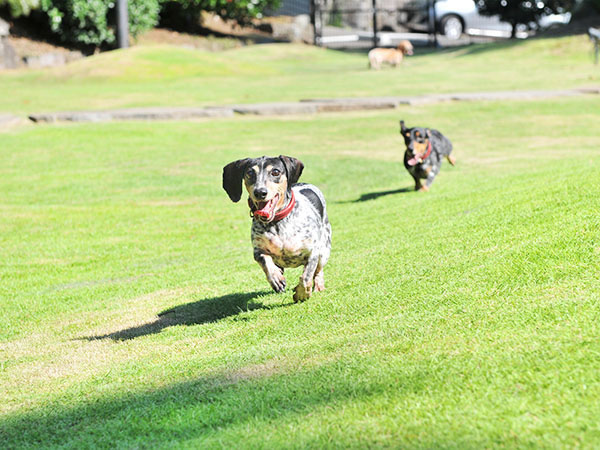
top-left (400, 120), bottom-right (455, 191)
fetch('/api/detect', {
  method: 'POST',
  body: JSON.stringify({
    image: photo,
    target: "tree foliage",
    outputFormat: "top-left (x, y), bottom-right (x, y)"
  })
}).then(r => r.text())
top-left (0, 0), bottom-right (40, 17)
top-left (1, 0), bottom-right (280, 48)
top-left (163, 0), bottom-right (279, 24)
top-left (476, 0), bottom-right (575, 37)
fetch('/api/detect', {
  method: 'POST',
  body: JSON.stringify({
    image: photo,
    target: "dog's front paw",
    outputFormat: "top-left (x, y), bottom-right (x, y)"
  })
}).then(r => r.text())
top-left (269, 274), bottom-right (286, 293)
top-left (293, 283), bottom-right (312, 302)
top-left (419, 185), bottom-right (430, 192)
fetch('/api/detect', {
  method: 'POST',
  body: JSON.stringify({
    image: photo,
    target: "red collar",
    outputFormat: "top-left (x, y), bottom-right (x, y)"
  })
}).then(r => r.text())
top-left (248, 190), bottom-right (296, 222)
top-left (421, 140), bottom-right (432, 161)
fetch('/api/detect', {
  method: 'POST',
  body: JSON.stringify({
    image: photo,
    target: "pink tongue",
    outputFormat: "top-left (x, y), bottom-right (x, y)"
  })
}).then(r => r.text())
top-left (254, 197), bottom-right (277, 218)
top-left (407, 157), bottom-right (419, 166)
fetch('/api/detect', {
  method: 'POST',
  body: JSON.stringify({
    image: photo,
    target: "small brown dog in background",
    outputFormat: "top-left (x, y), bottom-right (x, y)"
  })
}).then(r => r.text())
top-left (368, 40), bottom-right (414, 70)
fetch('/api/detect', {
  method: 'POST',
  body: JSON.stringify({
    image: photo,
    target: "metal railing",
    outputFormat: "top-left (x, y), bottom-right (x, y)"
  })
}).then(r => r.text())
top-left (311, 0), bottom-right (437, 48)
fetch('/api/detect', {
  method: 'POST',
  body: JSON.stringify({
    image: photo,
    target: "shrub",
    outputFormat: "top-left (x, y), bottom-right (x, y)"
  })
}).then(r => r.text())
top-left (38, 0), bottom-right (160, 47)
top-left (2, 0), bottom-right (280, 48)
top-left (159, 0), bottom-right (281, 31)
top-left (40, 0), bottom-right (113, 46)
top-left (0, 0), bottom-right (40, 17)
top-left (129, 0), bottom-right (161, 37)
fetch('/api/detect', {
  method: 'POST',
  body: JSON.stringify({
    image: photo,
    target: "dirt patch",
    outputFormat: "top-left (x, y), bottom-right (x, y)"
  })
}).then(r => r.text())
top-left (7, 34), bottom-right (73, 58)
top-left (133, 12), bottom-right (280, 50)
top-left (228, 359), bottom-right (287, 382)
top-left (133, 27), bottom-right (250, 51)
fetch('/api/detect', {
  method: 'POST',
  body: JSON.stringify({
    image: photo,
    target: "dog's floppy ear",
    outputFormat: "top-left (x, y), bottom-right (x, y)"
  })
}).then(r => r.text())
top-left (222, 158), bottom-right (251, 202)
top-left (279, 155), bottom-right (304, 185)
top-left (400, 120), bottom-right (407, 133)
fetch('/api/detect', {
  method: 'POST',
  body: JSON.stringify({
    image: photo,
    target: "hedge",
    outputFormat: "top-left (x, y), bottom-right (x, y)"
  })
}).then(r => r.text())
top-left (1, 0), bottom-right (280, 48)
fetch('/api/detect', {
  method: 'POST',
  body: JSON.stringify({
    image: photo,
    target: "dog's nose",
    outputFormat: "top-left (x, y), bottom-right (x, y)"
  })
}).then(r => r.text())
top-left (254, 188), bottom-right (268, 200)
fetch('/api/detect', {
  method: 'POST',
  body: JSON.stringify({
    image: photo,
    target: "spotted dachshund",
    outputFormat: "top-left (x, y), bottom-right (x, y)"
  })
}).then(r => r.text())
top-left (223, 155), bottom-right (331, 302)
top-left (400, 120), bottom-right (456, 191)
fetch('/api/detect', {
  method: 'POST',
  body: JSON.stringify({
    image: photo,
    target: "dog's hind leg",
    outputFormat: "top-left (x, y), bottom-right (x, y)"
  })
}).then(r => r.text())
top-left (254, 251), bottom-right (286, 293)
top-left (313, 263), bottom-right (325, 292)
top-left (294, 255), bottom-right (320, 302)
top-left (446, 154), bottom-right (456, 166)
top-left (422, 166), bottom-right (440, 191)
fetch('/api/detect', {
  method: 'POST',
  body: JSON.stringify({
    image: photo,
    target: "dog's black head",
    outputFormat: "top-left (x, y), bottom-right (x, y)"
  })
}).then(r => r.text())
top-left (222, 155), bottom-right (304, 222)
top-left (400, 120), bottom-right (431, 166)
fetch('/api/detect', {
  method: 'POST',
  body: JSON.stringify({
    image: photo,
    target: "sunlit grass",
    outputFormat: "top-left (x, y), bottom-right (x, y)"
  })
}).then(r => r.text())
top-left (1, 96), bottom-right (599, 447)
top-left (0, 34), bottom-right (598, 115)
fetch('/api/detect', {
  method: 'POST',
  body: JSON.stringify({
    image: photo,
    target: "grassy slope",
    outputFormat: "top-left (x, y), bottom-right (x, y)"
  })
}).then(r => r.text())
top-left (0, 35), bottom-right (598, 115)
top-left (1, 95), bottom-right (600, 447)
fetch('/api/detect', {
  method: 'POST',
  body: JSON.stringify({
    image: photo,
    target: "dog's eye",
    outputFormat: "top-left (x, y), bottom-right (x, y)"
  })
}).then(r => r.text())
top-left (271, 169), bottom-right (281, 177)
top-left (245, 169), bottom-right (255, 179)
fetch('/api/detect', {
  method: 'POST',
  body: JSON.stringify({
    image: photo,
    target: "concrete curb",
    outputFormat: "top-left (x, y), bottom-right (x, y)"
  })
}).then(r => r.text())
top-left (25, 87), bottom-right (600, 124)
top-left (301, 97), bottom-right (401, 112)
top-left (0, 114), bottom-right (20, 128)
top-left (229, 102), bottom-right (318, 115)
top-left (447, 89), bottom-right (583, 102)
top-left (29, 107), bottom-right (234, 123)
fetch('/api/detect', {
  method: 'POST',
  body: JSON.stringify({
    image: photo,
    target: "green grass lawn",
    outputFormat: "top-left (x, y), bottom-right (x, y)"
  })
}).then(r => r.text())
top-left (0, 34), bottom-right (598, 115)
top-left (1, 93), bottom-right (600, 447)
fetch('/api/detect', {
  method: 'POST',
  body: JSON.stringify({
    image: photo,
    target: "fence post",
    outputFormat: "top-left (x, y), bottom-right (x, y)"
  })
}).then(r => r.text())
top-left (311, 0), bottom-right (317, 46)
top-left (372, 0), bottom-right (378, 48)
top-left (589, 28), bottom-right (600, 65)
top-left (428, 0), bottom-right (437, 47)
top-left (311, 0), bottom-right (323, 46)
top-left (116, 0), bottom-right (129, 49)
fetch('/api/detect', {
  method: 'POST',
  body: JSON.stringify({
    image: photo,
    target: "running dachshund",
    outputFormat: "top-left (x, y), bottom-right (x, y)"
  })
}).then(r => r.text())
top-left (223, 156), bottom-right (331, 302)
top-left (400, 120), bottom-right (455, 191)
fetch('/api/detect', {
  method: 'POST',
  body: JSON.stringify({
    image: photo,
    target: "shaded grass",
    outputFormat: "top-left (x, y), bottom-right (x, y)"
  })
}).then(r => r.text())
top-left (1, 96), bottom-right (600, 447)
top-left (0, 35), bottom-right (598, 115)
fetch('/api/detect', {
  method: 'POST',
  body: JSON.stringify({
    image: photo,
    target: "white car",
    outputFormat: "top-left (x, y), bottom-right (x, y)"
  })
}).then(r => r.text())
top-left (434, 0), bottom-right (571, 40)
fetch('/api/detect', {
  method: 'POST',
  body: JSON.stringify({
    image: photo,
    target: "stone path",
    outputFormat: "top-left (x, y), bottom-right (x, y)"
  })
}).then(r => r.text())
top-left (12, 87), bottom-right (600, 124)
top-left (0, 113), bottom-right (20, 127)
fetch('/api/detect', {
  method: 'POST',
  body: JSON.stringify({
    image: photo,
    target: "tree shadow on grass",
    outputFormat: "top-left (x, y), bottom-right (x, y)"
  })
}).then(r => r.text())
top-left (338, 187), bottom-right (413, 204)
top-left (446, 38), bottom-right (524, 57)
top-left (0, 353), bottom-right (440, 448)
top-left (83, 290), bottom-right (283, 341)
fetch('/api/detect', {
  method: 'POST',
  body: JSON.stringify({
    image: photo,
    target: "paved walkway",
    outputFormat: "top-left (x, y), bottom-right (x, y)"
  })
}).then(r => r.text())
top-left (5, 87), bottom-right (600, 125)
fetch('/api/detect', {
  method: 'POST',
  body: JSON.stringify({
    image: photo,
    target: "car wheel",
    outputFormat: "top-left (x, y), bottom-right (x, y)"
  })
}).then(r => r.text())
top-left (440, 15), bottom-right (463, 40)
